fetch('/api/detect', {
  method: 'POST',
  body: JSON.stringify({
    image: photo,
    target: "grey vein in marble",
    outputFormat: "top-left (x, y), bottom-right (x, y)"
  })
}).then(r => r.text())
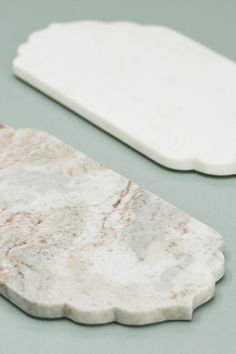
top-left (0, 125), bottom-right (224, 325)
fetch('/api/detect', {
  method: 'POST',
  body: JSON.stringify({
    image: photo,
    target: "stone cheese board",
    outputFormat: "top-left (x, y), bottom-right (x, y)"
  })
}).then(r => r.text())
top-left (13, 21), bottom-right (236, 176)
top-left (0, 125), bottom-right (224, 325)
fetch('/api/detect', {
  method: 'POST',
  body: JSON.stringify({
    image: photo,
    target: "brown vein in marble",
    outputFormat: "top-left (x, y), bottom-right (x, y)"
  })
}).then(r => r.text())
top-left (112, 180), bottom-right (132, 209)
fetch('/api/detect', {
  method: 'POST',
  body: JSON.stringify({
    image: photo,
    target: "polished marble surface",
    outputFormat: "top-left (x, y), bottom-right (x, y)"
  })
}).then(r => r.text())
top-left (13, 21), bottom-right (236, 175)
top-left (0, 0), bottom-right (235, 353)
top-left (0, 126), bottom-right (224, 325)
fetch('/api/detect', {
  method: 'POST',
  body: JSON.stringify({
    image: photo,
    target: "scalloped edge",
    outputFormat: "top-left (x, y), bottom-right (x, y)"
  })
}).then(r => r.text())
top-left (0, 250), bottom-right (224, 325)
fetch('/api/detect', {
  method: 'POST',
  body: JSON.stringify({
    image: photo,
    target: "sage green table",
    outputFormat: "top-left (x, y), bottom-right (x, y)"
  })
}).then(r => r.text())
top-left (0, 0), bottom-right (235, 353)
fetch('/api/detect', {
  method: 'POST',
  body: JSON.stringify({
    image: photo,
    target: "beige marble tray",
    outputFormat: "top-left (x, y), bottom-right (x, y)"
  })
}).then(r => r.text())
top-left (0, 125), bottom-right (224, 325)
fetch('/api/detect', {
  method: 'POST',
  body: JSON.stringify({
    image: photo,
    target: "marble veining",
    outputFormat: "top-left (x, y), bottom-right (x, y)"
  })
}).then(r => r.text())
top-left (0, 125), bottom-right (224, 325)
top-left (13, 21), bottom-right (236, 175)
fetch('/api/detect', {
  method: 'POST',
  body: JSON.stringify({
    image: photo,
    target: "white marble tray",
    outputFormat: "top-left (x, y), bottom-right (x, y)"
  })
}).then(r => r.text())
top-left (0, 125), bottom-right (224, 325)
top-left (13, 21), bottom-right (236, 176)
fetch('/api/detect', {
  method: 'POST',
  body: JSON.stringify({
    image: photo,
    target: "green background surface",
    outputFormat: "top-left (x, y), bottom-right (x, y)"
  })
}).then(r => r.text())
top-left (0, 0), bottom-right (236, 353)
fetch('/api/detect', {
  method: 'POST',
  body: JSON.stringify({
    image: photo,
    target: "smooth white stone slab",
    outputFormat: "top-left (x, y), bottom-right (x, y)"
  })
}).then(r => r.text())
top-left (13, 21), bottom-right (236, 176)
top-left (0, 125), bottom-right (224, 325)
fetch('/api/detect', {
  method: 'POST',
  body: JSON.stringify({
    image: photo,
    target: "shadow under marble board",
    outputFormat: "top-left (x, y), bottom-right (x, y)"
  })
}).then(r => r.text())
top-left (0, 125), bottom-right (224, 325)
top-left (13, 21), bottom-right (236, 176)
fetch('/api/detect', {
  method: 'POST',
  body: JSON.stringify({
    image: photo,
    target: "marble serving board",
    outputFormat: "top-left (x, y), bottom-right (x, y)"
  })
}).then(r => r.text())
top-left (0, 125), bottom-right (224, 325)
top-left (13, 21), bottom-right (236, 176)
